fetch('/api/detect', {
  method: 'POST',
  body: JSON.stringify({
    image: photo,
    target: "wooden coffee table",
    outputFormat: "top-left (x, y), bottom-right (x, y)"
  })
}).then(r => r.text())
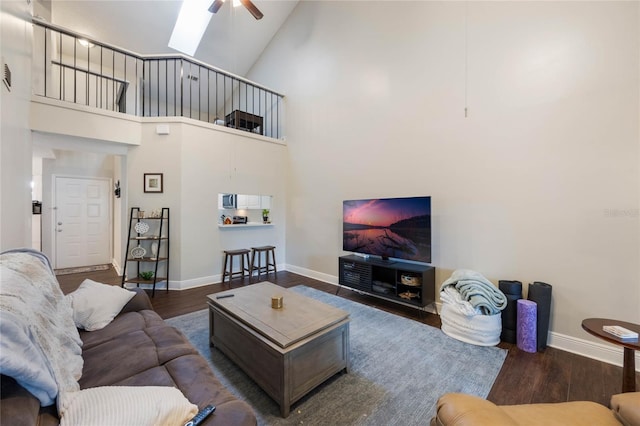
top-left (207, 282), bottom-right (350, 417)
top-left (582, 318), bottom-right (640, 393)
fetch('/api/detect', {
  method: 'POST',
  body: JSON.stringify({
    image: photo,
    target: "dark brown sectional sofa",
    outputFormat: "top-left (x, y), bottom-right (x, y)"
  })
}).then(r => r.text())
top-left (1, 288), bottom-right (256, 426)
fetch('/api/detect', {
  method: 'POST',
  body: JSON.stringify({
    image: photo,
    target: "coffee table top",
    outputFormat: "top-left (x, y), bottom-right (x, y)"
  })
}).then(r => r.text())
top-left (207, 282), bottom-right (349, 349)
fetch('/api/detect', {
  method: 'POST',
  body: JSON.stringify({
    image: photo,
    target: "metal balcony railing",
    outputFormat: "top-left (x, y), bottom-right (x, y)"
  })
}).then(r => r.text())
top-left (32, 19), bottom-right (284, 140)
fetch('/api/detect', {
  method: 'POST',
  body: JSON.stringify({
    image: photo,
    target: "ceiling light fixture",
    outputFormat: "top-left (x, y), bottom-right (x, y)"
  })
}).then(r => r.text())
top-left (209, 0), bottom-right (263, 20)
top-left (168, 0), bottom-right (213, 56)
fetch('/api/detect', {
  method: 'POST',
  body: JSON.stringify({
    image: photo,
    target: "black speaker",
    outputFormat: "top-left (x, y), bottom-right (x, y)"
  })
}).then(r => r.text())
top-left (499, 280), bottom-right (522, 344)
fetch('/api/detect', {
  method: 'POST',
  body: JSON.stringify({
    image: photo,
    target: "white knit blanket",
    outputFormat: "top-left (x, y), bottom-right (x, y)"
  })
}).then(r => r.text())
top-left (440, 287), bottom-right (480, 316)
top-left (0, 251), bottom-right (83, 407)
top-left (440, 303), bottom-right (502, 346)
top-left (440, 269), bottom-right (507, 315)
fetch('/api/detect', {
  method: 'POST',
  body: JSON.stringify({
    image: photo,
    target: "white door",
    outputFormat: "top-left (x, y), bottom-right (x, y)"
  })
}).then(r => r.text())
top-left (54, 176), bottom-right (111, 269)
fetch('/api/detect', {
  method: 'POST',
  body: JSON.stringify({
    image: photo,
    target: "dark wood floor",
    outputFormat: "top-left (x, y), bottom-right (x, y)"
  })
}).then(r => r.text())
top-left (57, 267), bottom-right (637, 408)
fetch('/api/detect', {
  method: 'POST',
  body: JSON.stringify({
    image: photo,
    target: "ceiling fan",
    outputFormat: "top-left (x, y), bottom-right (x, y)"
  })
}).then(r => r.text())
top-left (209, 0), bottom-right (264, 20)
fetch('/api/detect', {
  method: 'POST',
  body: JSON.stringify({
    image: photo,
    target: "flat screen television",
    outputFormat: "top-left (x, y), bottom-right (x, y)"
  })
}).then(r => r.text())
top-left (343, 196), bottom-right (431, 263)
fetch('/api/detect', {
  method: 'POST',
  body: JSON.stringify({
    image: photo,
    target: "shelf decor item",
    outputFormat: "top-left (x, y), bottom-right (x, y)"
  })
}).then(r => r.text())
top-left (262, 208), bottom-right (270, 223)
top-left (139, 271), bottom-right (154, 280)
top-left (134, 221), bottom-right (149, 234)
top-left (400, 274), bottom-right (421, 286)
top-left (131, 246), bottom-right (146, 259)
top-left (144, 173), bottom-right (163, 193)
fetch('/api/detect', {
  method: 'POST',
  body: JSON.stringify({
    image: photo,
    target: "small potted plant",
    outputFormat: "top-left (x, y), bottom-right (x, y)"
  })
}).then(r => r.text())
top-left (139, 271), bottom-right (154, 281)
top-left (262, 209), bottom-right (270, 223)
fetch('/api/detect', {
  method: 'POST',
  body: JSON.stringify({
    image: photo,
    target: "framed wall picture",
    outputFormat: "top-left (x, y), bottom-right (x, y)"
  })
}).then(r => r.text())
top-left (144, 173), bottom-right (163, 193)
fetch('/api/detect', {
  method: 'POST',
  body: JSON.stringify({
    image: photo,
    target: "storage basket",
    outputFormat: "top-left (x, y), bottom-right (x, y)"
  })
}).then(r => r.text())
top-left (400, 274), bottom-right (421, 286)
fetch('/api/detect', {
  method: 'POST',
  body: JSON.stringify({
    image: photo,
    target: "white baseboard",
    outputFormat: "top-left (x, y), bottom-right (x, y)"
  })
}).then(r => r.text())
top-left (548, 330), bottom-right (640, 372)
top-left (285, 263), bottom-right (339, 286)
top-left (162, 263), bottom-right (286, 291)
top-left (125, 277), bottom-right (219, 291)
top-left (111, 259), bottom-right (122, 276)
top-left (171, 275), bottom-right (220, 290)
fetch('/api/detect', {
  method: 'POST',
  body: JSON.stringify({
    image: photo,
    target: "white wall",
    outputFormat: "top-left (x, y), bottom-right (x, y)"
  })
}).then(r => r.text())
top-left (248, 1), bottom-right (640, 345)
top-left (112, 155), bottom-right (126, 272)
top-left (31, 97), bottom-right (142, 145)
top-left (40, 148), bottom-right (116, 262)
top-left (29, 98), bottom-right (286, 286)
top-left (1, 0), bottom-right (33, 250)
top-left (126, 120), bottom-right (286, 288)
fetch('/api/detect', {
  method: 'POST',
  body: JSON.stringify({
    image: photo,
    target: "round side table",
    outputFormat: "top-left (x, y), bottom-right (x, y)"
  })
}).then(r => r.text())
top-left (582, 318), bottom-right (640, 393)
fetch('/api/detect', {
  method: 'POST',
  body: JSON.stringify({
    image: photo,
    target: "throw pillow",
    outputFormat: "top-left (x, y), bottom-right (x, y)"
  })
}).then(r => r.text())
top-left (67, 279), bottom-right (135, 331)
top-left (58, 386), bottom-right (198, 426)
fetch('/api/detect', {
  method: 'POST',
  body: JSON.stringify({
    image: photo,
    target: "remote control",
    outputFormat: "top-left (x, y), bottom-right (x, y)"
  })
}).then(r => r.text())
top-left (216, 294), bottom-right (234, 299)
top-left (184, 405), bottom-right (216, 426)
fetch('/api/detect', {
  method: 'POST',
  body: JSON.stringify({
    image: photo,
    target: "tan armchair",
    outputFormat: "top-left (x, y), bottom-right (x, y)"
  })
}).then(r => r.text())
top-left (430, 392), bottom-right (640, 426)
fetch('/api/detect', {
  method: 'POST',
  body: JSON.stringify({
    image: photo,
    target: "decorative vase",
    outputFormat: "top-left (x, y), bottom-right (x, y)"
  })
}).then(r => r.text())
top-left (263, 216), bottom-right (269, 223)
top-left (151, 242), bottom-right (158, 259)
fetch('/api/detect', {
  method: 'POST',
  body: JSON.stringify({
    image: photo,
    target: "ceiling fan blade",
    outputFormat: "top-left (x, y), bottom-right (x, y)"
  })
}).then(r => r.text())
top-left (239, 0), bottom-right (264, 20)
top-left (208, 0), bottom-right (224, 14)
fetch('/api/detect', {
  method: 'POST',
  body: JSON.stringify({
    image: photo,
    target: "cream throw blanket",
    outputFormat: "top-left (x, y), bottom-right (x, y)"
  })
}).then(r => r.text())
top-left (0, 251), bottom-right (83, 407)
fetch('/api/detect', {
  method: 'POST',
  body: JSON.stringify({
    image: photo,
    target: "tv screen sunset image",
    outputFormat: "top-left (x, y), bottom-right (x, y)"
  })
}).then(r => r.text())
top-left (343, 197), bottom-right (431, 262)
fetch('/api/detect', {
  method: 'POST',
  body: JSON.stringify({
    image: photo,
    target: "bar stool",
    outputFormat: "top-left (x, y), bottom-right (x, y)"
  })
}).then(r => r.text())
top-left (221, 249), bottom-right (251, 284)
top-left (249, 245), bottom-right (277, 282)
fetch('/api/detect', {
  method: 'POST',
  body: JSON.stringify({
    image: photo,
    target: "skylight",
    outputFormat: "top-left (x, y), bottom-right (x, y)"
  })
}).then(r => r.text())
top-left (168, 0), bottom-right (213, 56)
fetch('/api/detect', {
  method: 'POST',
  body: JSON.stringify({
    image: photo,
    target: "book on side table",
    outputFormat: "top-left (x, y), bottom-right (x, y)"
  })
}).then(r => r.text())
top-left (603, 325), bottom-right (639, 341)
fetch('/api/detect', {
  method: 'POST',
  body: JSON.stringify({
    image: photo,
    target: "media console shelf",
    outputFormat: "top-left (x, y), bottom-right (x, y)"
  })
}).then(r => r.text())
top-left (338, 254), bottom-right (435, 308)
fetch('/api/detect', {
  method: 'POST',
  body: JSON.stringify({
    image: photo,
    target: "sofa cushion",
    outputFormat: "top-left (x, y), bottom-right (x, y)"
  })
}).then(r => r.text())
top-left (79, 310), bottom-right (165, 350)
top-left (67, 279), bottom-right (135, 331)
top-left (432, 393), bottom-right (622, 426)
top-left (113, 366), bottom-right (178, 388)
top-left (433, 393), bottom-right (518, 425)
top-left (502, 401), bottom-right (621, 425)
top-left (80, 311), bottom-right (199, 388)
top-left (163, 355), bottom-right (258, 426)
top-left (0, 375), bottom-right (42, 426)
top-left (81, 327), bottom-right (175, 388)
top-left (610, 392), bottom-right (640, 426)
top-left (58, 386), bottom-right (197, 426)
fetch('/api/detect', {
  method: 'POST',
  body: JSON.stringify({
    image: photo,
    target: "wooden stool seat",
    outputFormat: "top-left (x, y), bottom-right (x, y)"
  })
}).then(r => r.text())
top-left (249, 246), bottom-right (277, 282)
top-left (222, 249), bottom-right (251, 284)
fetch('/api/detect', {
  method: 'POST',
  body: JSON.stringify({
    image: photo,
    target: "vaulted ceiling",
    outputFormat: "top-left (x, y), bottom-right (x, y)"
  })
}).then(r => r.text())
top-left (48, 0), bottom-right (299, 77)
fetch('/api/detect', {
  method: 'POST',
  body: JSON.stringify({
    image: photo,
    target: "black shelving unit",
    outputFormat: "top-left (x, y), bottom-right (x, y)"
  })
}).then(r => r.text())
top-left (122, 207), bottom-right (169, 297)
top-left (338, 254), bottom-right (435, 308)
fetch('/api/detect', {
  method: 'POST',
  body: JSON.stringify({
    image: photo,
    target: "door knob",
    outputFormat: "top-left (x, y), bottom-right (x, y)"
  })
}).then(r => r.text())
top-left (58, 222), bottom-right (62, 225)
top-left (57, 229), bottom-right (62, 232)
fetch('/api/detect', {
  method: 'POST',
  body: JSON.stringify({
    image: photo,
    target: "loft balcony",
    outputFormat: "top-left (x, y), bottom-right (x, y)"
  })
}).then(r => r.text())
top-left (31, 19), bottom-right (284, 140)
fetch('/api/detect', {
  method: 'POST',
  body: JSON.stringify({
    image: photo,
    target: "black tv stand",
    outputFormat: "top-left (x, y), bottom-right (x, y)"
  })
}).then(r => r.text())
top-left (364, 257), bottom-right (396, 266)
top-left (338, 254), bottom-right (435, 308)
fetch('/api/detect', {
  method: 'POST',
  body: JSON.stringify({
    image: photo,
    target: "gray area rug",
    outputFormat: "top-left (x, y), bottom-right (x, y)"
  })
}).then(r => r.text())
top-left (167, 285), bottom-right (507, 425)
